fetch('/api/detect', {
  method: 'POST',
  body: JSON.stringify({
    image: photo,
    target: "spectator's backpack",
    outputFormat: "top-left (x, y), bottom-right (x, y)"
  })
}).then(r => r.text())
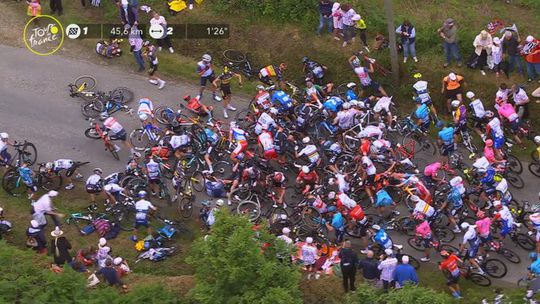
top-left (92, 219), bottom-right (111, 237)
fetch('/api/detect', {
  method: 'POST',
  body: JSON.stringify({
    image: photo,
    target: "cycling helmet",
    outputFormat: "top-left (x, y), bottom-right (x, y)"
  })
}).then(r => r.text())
top-left (138, 190), bottom-right (147, 197)
top-left (408, 176), bottom-right (419, 184)
top-left (372, 224), bottom-right (381, 231)
top-left (328, 178), bottom-right (336, 185)
top-left (230, 121), bottom-right (237, 128)
top-left (346, 82), bottom-right (357, 89)
top-left (280, 214), bottom-right (288, 220)
top-left (534, 136), bottom-right (540, 145)
top-left (485, 110), bottom-right (494, 118)
top-left (282, 227), bottom-right (291, 234)
top-left (302, 137), bottom-right (310, 144)
top-left (460, 222), bottom-right (470, 230)
top-left (202, 54), bottom-right (212, 62)
top-left (356, 101), bottom-right (365, 109)
top-left (45, 162), bottom-right (54, 170)
top-left (306, 237), bottom-right (313, 244)
top-left (440, 250), bottom-right (450, 257)
top-left (322, 140), bottom-right (333, 150)
top-left (328, 205), bottom-right (337, 212)
top-left (466, 91), bottom-right (475, 99)
top-left (302, 166), bottom-right (310, 174)
top-left (273, 172), bottom-right (284, 182)
top-left (139, 113), bottom-right (148, 121)
top-left (216, 199), bottom-right (224, 207)
top-left (351, 59), bottom-right (361, 68)
top-left (269, 108), bottom-right (279, 115)
top-left (493, 200), bottom-right (502, 208)
top-left (451, 100), bottom-right (460, 108)
top-left (485, 139), bottom-right (493, 147)
top-left (256, 85), bottom-right (265, 91)
top-left (476, 210), bottom-right (485, 218)
top-left (413, 72), bottom-right (422, 79)
top-left (132, 152), bottom-right (142, 158)
top-left (301, 56), bottom-right (309, 63)
top-left (0, 133), bottom-right (9, 139)
top-left (493, 174), bottom-right (502, 182)
top-left (410, 195), bottom-right (420, 202)
top-left (530, 252), bottom-right (538, 261)
top-left (93, 168), bottom-right (103, 174)
top-left (378, 123), bottom-right (386, 129)
top-left (342, 102), bottom-right (351, 110)
top-left (328, 191), bottom-right (336, 199)
top-left (183, 95), bottom-right (191, 102)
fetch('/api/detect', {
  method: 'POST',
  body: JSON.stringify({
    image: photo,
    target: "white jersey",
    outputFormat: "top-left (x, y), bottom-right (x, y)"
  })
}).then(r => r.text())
top-left (258, 132), bottom-right (274, 151)
top-left (336, 109), bottom-right (358, 129)
top-left (472, 157), bottom-right (490, 173)
top-left (255, 112), bottom-right (276, 134)
top-left (298, 144), bottom-right (320, 163)
top-left (469, 98), bottom-right (486, 119)
top-left (336, 173), bottom-right (350, 193)
top-left (488, 117), bottom-right (504, 137)
top-left (0, 141), bottom-right (6, 152)
top-left (413, 81), bottom-right (431, 104)
top-left (146, 160), bottom-right (160, 179)
top-left (103, 117), bottom-right (124, 134)
top-left (169, 135), bottom-right (190, 149)
top-left (463, 227), bottom-right (478, 245)
top-left (53, 159), bottom-right (73, 170)
top-left (371, 139), bottom-right (391, 153)
top-left (361, 155), bottom-right (376, 175)
top-left (513, 88), bottom-right (529, 106)
top-left (86, 174), bottom-right (102, 186)
top-left (496, 88), bottom-right (510, 104)
top-left (373, 96), bottom-right (392, 113)
top-left (338, 192), bottom-right (357, 209)
top-left (414, 200), bottom-right (436, 218)
top-left (138, 98), bottom-right (154, 117)
top-left (104, 183), bottom-right (123, 193)
top-left (358, 125), bottom-right (383, 139)
top-left (353, 66), bottom-right (372, 86)
top-left (197, 61), bottom-right (213, 77)
top-left (496, 205), bottom-right (514, 226)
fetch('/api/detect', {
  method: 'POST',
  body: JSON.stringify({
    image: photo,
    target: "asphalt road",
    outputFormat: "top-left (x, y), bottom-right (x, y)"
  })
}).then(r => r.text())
top-left (0, 44), bottom-right (538, 285)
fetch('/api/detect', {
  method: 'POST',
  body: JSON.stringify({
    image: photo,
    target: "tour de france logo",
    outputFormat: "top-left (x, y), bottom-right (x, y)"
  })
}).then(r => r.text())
top-left (23, 15), bottom-right (64, 56)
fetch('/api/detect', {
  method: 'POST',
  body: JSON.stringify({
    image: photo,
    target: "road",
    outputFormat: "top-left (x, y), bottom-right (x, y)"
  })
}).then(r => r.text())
top-left (0, 44), bottom-right (537, 285)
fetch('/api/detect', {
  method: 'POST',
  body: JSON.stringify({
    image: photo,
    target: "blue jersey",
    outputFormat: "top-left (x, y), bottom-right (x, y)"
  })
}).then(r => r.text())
top-left (346, 89), bottom-right (358, 101)
top-left (447, 188), bottom-right (463, 209)
top-left (271, 91), bottom-right (294, 111)
top-left (323, 96), bottom-right (343, 112)
top-left (374, 229), bottom-right (392, 249)
top-left (204, 128), bottom-right (219, 145)
top-left (18, 167), bottom-right (33, 185)
top-left (438, 127), bottom-right (454, 145)
top-left (530, 259), bottom-right (540, 275)
top-left (331, 212), bottom-right (346, 230)
top-left (375, 189), bottom-right (393, 207)
top-left (415, 104), bottom-right (430, 121)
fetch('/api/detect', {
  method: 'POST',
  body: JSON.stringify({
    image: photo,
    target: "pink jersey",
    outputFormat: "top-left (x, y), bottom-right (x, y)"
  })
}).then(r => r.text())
top-left (415, 221), bottom-right (432, 238)
top-left (484, 146), bottom-right (496, 163)
top-left (497, 103), bottom-right (518, 122)
top-left (475, 217), bottom-right (492, 237)
top-left (424, 162), bottom-right (442, 177)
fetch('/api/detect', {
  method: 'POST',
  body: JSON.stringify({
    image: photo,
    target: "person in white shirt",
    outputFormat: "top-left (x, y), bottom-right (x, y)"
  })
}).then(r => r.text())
top-left (255, 108), bottom-right (277, 135)
top-left (150, 11), bottom-right (173, 53)
top-left (0, 133), bottom-right (12, 165)
top-left (103, 116), bottom-right (134, 152)
top-left (512, 84), bottom-right (530, 119)
top-left (340, 4), bottom-right (356, 47)
top-left (44, 159), bottom-right (84, 190)
top-left (277, 227), bottom-right (293, 245)
top-left (301, 237), bottom-right (318, 280)
top-left (465, 91), bottom-right (487, 139)
top-left (85, 168), bottom-right (104, 206)
top-left (333, 102), bottom-right (360, 130)
top-left (295, 137), bottom-right (321, 167)
top-left (134, 191), bottom-right (157, 238)
top-left (103, 183), bottom-right (127, 204)
top-left (491, 37), bottom-right (504, 77)
top-left (197, 54), bottom-right (221, 101)
top-left (32, 191), bottom-right (62, 228)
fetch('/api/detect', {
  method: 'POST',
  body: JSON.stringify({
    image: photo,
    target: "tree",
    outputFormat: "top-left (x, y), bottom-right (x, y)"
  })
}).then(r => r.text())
top-left (187, 210), bottom-right (302, 304)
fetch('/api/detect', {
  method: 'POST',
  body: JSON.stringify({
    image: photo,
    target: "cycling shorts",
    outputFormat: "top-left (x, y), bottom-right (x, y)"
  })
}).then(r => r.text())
top-left (232, 141), bottom-right (248, 156)
top-left (264, 149), bottom-right (278, 160)
top-left (493, 135), bottom-right (505, 149)
top-left (466, 246), bottom-right (479, 259)
top-left (110, 129), bottom-right (127, 141)
top-left (135, 219), bottom-right (149, 228)
top-left (200, 73), bottom-right (216, 86)
top-left (441, 143), bottom-right (455, 156)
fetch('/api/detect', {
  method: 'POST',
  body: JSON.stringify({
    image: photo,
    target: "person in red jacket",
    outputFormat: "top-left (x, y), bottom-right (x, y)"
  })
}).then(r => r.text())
top-left (523, 35), bottom-right (540, 82)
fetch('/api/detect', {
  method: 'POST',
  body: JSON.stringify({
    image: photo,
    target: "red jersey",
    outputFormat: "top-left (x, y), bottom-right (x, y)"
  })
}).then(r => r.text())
top-left (187, 96), bottom-right (202, 111)
top-left (297, 171), bottom-right (318, 183)
top-left (439, 254), bottom-right (461, 277)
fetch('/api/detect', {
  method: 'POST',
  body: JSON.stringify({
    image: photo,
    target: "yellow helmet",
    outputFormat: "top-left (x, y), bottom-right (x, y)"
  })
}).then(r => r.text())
top-left (494, 174), bottom-right (502, 182)
top-left (413, 73), bottom-right (422, 79)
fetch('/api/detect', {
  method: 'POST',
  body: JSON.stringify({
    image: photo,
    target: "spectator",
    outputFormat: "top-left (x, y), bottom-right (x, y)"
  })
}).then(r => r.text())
top-left (26, 0), bottom-right (41, 19)
top-left (512, 83), bottom-right (530, 119)
top-left (32, 191), bottom-right (62, 228)
top-left (395, 20), bottom-right (418, 63)
top-left (441, 72), bottom-right (465, 113)
top-left (491, 37), bottom-right (504, 77)
top-left (502, 30), bottom-right (524, 76)
top-left (0, 207), bottom-right (12, 240)
top-left (378, 248), bottom-right (397, 292)
top-left (96, 246), bottom-right (113, 269)
top-left (301, 237), bottom-right (318, 280)
top-left (128, 27), bottom-right (145, 72)
top-left (150, 11), bottom-right (174, 54)
top-left (115, 0), bottom-right (137, 27)
top-left (338, 240), bottom-right (358, 292)
top-left (353, 14), bottom-right (368, 49)
top-left (473, 30), bottom-right (493, 75)
top-left (49, 227), bottom-right (72, 266)
top-left (331, 2), bottom-right (343, 41)
top-left (96, 258), bottom-right (128, 289)
top-left (437, 18), bottom-right (462, 68)
top-left (50, 0), bottom-right (63, 15)
top-left (317, 0), bottom-right (333, 35)
top-left (142, 41), bottom-right (166, 89)
top-left (113, 257), bottom-right (131, 278)
top-left (27, 220), bottom-right (46, 253)
top-left (325, 207), bottom-right (346, 243)
top-left (523, 35), bottom-right (540, 82)
top-left (340, 4), bottom-right (356, 48)
top-left (358, 250), bottom-right (379, 285)
top-left (394, 255), bottom-right (419, 288)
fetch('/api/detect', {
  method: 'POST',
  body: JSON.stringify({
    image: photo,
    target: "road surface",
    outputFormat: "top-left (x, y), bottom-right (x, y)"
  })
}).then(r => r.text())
top-left (0, 44), bottom-right (537, 285)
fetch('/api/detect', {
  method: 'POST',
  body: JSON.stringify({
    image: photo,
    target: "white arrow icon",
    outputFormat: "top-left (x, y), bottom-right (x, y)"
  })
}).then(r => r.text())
top-left (149, 24), bottom-right (165, 39)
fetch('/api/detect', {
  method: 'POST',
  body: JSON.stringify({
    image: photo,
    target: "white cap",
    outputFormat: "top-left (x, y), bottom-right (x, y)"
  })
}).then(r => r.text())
top-left (352, 14), bottom-right (361, 21)
top-left (99, 237), bottom-right (107, 247)
top-left (384, 248), bottom-right (393, 255)
top-left (493, 37), bottom-right (500, 44)
top-left (451, 100), bottom-right (460, 107)
top-left (527, 35), bottom-right (535, 43)
top-left (448, 73), bottom-right (457, 80)
top-left (302, 166), bottom-right (310, 174)
top-left (48, 190), bottom-right (59, 197)
top-left (113, 257), bottom-right (123, 265)
top-left (372, 224), bottom-right (381, 231)
top-left (302, 137), bottom-right (310, 144)
top-left (461, 222), bottom-right (476, 230)
top-left (282, 227), bottom-right (291, 234)
top-left (216, 199), bottom-right (224, 207)
top-left (402, 255), bottom-right (409, 264)
top-left (466, 91), bottom-right (475, 99)
top-left (30, 220), bottom-right (39, 228)
top-left (306, 237), bottom-right (313, 244)
top-left (102, 246), bottom-right (111, 253)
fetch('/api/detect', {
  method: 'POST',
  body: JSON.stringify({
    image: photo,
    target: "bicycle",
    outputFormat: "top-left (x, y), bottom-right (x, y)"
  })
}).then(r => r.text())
top-left (1, 165), bottom-right (62, 196)
top-left (0, 140), bottom-right (37, 167)
top-left (80, 88), bottom-right (134, 120)
top-left (129, 122), bottom-right (163, 152)
top-left (222, 49), bottom-right (259, 80)
top-left (529, 146), bottom-right (540, 178)
top-left (174, 171), bottom-right (205, 218)
top-left (85, 119), bottom-right (120, 160)
top-left (67, 75), bottom-right (98, 101)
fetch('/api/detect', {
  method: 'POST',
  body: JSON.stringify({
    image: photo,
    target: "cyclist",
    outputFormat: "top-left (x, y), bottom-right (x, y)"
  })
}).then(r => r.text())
top-left (295, 137), bottom-right (321, 169)
top-left (459, 222), bottom-right (485, 275)
top-left (441, 72), bottom-right (465, 114)
top-left (257, 126), bottom-right (277, 160)
top-left (196, 54), bottom-right (221, 101)
top-left (439, 250), bottom-right (463, 299)
top-left (528, 252), bottom-right (540, 279)
top-left (475, 211), bottom-right (492, 246)
top-left (484, 111), bottom-right (505, 160)
top-left (202, 123), bottom-right (221, 173)
top-left (252, 85), bottom-right (273, 110)
top-left (302, 56), bottom-right (327, 85)
top-left (333, 102), bottom-right (360, 131)
top-left (414, 213), bottom-right (433, 262)
top-left (371, 224), bottom-right (393, 250)
top-left (103, 116), bottom-right (134, 152)
top-left (372, 96), bottom-right (394, 128)
top-left (529, 212), bottom-right (540, 254)
top-left (483, 139), bottom-right (505, 164)
top-left (273, 123), bottom-right (290, 165)
top-left (322, 95), bottom-right (344, 116)
top-left (325, 206), bottom-right (346, 243)
top-left (413, 102), bottom-right (431, 132)
top-left (495, 83), bottom-right (511, 106)
top-left (202, 171), bottom-right (229, 199)
top-left (229, 121), bottom-right (248, 164)
top-left (492, 200), bottom-right (516, 240)
top-left (295, 102), bottom-right (317, 132)
top-left (423, 161), bottom-right (443, 189)
top-left (451, 99), bottom-right (475, 159)
top-left (183, 94), bottom-right (214, 123)
top-left (437, 123), bottom-right (455, 163)
top-left (18, 161), bottom-right (36, 200)
top-left (212, 63), bottom-right (242, 119)
top-left (167, 131), bottom-right (191, 159)
top-left (412, 73), bottom-right (439, 121)
top-left (374, 187), bottom-right (398, 217)
top-left (322, 140), bottom-right (342, 173)
top-left (411, 195), bottom-right (436, 222)
top-left (103, 183), bottom-right (127, 204)
top-left (296, 166), bottom-right (319, 195)
top-left (304, 79), bottom-right (325, 107)
top-left (142, 41), bottom-right (166, 89)
top-left (133, 190), bottom-right (157, 238)
top-left (265, 171), bottom-right (286, 206)
top-left (144, 156), bottom-right (161, 197)
top-left (259, 63), bottom-right (287, 87)
top-left (255, 108), bottom-right (278, 135)
top-left (271, 89), bottom-right (295, 114)
top-left (466, 91), bottom-right (488, 139)
top-left (0, 133), bottom-right (11, 165)
top-left (393, 174), bottom-right (432, 205)
top-left (348, 54), bottom-right (388, 97)
top-left (137, 98), bottom-right (154, 123)
top-left (86, 168), bottom-right (104, 207)
top-left (440, 187), bottom-right (464, 233)
top-left (360, 154), bottom-right (377, 205)
top-left (45, 159), bottom-right (84, 190)
top-left (241, 165), bottom-right (262, 189)
top-left (358, 123), bottom-right (384, 140)
top-left (497, 101), bottom-right (525, 148)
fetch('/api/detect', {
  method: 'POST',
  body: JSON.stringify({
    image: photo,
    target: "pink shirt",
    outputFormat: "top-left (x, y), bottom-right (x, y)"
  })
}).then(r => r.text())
top-left (415, 221), bottom-right (432, 238)
top-left (497, 103), bottom-right (518, 122)
top-left (484, 146), bottom-right (496, 163)
top-left (424, 162), bottom-right (441, 177)
top-left (476, 217), bottom-right (492, 237)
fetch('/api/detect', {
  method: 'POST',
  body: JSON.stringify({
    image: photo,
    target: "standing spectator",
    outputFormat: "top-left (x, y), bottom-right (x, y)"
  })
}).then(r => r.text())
top-left (441, 72), bottom-right (465, 113)
top-left (142, 41), bottom-right (166, 89)
top-left (512, 83), bottom-right (530, 119)
top-left (49, 227), bottom-right (72, 266)
top-left (353, 14), bottom-right (368, 49)
top-left (115, 0), bottom-right (137, 27)
top-left (523, 35), bottom-right (540, 82)
top-left (437, 18), bottom-right (462, 68)
top-left (395, 20), bottom-right (418, 63)
top-left (358, 250), bottom-right (379, 285)
top-left (502, 30), bottom-right (524, 77)
top-left (473, 30), bottom-right (493, 75)
top-left (378, 248), bottom-right (397, 292)
top-left (491, 37), bottom-right (504, 77)
top-left (301, 237), bottom-right (318, 280)
top-left (96, 259), bottom-right (128, 289)
top-left (339, 240), bottom-right (358, 292)
top-left (150, 11), bottom-right (174, 53)
top-left (50, 0), bottom-right (63, 15)
top-left (331, 2), bottom-right (343, 41)
top-left (394, 255), bottom-right (419, 288)
top-left (317, 0), bottom-right (333, 35)
top-left (128, 27), bottom-right (145, 72)
top-left (340, 4), bottom-right (356, 48)
top-left (27, 220), bottom-right (47, 253)
top-left (27, 0), bottom-right (41, 19)
top-left (32, 191), bottom-right (63, 228)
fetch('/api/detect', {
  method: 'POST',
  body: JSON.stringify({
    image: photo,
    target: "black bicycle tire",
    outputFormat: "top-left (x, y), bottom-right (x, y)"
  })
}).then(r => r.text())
top-left (74, 75), bottom-right (97, 91)
top-left (301, 206), bottom-right (323, 229)
top-left (81, 99), bottom-right (104, 118)
top-left (2, 169), bottom-right (26, 196)
top-left (84, 127), bottom-right (101, 139)
top-left (434, 227), bottom-right (455, 243)
top-left (529, 162), bottom-right (540, 178)
top-left (407, 236), bottom-right (425, 251)
top-left (20, 142), bottom-right (38, 166)
top-left (396, 216), bottom-right (416, 236)
top-left (39, 173), bottom-right (63, 191)
top-left (191, 171), bottom-right (205, 192)
top-left (129, 128), bottom-right (150, 151)
top-left (484, 258), bottom-right (507, 278)
top-left (507, 154), bottom-right (523, 174)
top-left (154, 106), bottom-right (176, 125)
top-left (223, 49), bottom-right (246, 64)
top-left (501, 248), bottom-right (521, 264)
top-left (178, 197), bottom-right (193, 218)
top-left (515, 233), bottom-right (536, 251)
top-left (439, 244), bottom-right (460, 254)
top-left (212, 161), bottom-right (233, 180)
top-left (236, 200), bottom-right (261, 222)
top-left (469, 273), bottom-right (491, 287)
top-left (110, 87), bottom-right (134, 104)
top-left (177, 156), bottom-right (200, 175)
top-left (506, 172), bottom-right (524, 189)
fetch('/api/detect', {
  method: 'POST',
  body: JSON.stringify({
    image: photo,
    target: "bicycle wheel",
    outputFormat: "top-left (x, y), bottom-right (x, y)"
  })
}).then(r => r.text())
top-left (335, 154), bottom-right (358, 175)
top-left (515, 233), bottom-right (535, 251)
top-left (110, 87), bottom-right (134, 104)
top-left (301, 206), bottom-right (323, 229)
top-left (529, 162), bottom-right (540, 178)
top-left (212, 161), bottom-right (233, 180)
top-left (177, 156), bottom-right (200, 174)
top-left (396, 216), bottom-right (416, 236)
top-left (223, 49), bottom-right (246, 64)
top-left (506, 172), bottom-right (524, 189)
top-left (501, 248), bottom-right (521, 264)
top-left (190, 172), bottom-right (205, 192)
top-left (106, 143), bottom-right (120, 160)
top-left (342, 131), bottom-right (360, 153)
top-left (469, 273), bottom-right (491, 287)
top-left (533, 150), bottom-right (540, 162)
top-left (81, 99), bottom-right (104, 118)
top-left (439, 244), bottom-right (460, 254)
top-left (21, 142), bottom-right (38, 166)
top-left (483, 258), bottom-right (507, 278)
top-left (39, 173), bottom-right (63, 191)
top-left (154, 106), bottom-right (176, 125)
top-left (407, 237), bottom-right (425, 251)
top-left (129, 129), bottom-right (151, 151)
top-left (74, 75), bottom-right (97, 91)
top-left (114, 209), bottom-right (135, 231)
top-left (126, 178), bottom-right (147, 196)
top-left (229, 187), bottom-right (252, 205)
top-left (434, 227), bottom-right (455, 243)
top-left (2, 169), bottom-right (26, 196)
top-left (84, 127), bottom-right (101, 139)
top-left (507, 154), bottom-right (523, 174)
top-left (236, 200), bottom-right (261, 222)
top-left (178, 197), bottom-right (193, 218)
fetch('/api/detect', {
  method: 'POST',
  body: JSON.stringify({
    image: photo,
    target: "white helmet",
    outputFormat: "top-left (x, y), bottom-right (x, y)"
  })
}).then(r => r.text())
top-left (302, 137), bottom-right (310, 144)
top-left (216, 199), bottom-right (224, 206)
top-left (328, 191), bottom-right (336, 199)
top-left (378, 123), bottom-right (386, 129)
top-left (408, 176), bottom-right (419, 184)
top-left (460, 222), bottom-right (471, 230)
top-left (302, 166), bottom-right (310, 174)
top-left (346, 82), bottom-right (356, 89)
top-left (466, 91), bottom-right (475, 99)
top-left (139, 113), bottom-right (148, 121)
top-left (485, 111), bottom-right (494, 118)
top-left (269, 108), bottom-right (279, 115)
top-left (342, 102), bottom-right (351, 110)
top-left (282, 227), bottom-right (291, 234)
top-left (410, 195), bottom-right (420, 202)
top-left (451, 100), bottom-right (460, 108)
top-left (306, 237), bottom-right (314, 244)
top-left (372, 224), bottom-right (381, 231)
top-left (256, 85), bottom-right (265, 91)
top-left (230, 121), bottom-right (237, 128)
top-left (534, 136), bottom-right (540, 145)
top-left (0, 133), bottom-right (8, 139)
top-left (202, 54), bottom-right (212, 62)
